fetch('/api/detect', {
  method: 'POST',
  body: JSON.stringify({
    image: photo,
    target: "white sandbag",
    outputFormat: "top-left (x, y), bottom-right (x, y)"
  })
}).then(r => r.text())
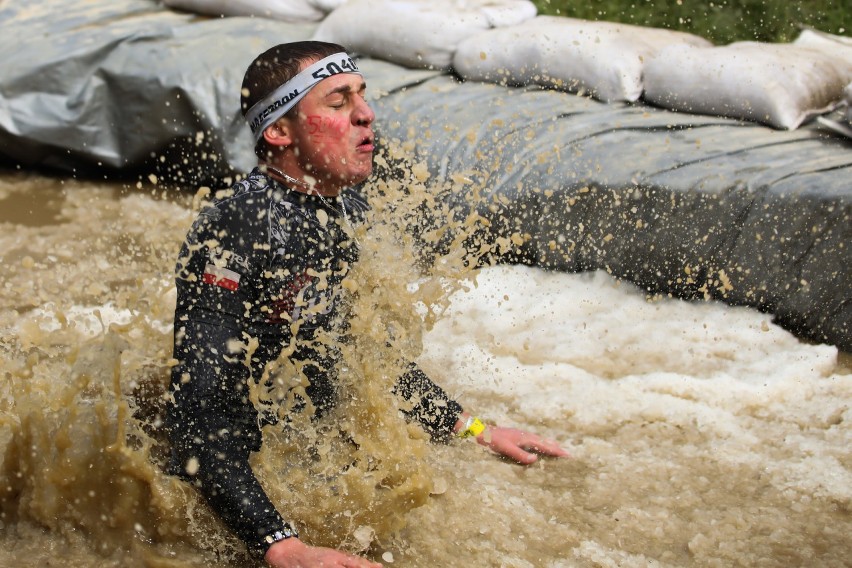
top-left (644, 42), bottom-right (849, 130)
top-left (793, 28), bottom-right (852, 81)
top-left (163, 0), bottom-right (328, 22)
top-left (453, 16), bottom-right (712, 103)
top-left (313, 0), bottom-right (537, 69)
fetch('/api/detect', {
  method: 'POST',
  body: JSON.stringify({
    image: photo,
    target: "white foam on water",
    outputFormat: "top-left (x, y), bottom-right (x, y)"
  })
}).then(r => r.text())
top-left (413, 264), bottom-right (849, 565)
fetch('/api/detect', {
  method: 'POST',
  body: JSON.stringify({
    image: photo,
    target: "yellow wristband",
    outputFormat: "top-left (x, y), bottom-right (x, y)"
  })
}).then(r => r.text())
top-left (458, 416), bottom-right (486, 439)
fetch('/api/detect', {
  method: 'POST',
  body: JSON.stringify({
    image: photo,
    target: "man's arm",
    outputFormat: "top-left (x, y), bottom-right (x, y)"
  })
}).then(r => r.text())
top-left (393, 363), bottom-right (569, 461)
top-left (165, 189), bottom-right (302, 557)
top-left (392, 363), bottom-right (463, 442)
top-left (168, 316), bottom-right (297, 556)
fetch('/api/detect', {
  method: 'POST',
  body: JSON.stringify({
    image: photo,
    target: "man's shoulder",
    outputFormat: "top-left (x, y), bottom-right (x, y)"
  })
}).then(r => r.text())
top-left (212, 169), bottom-right (275, 210)
top-left (183, 170), bottom-right (276, 247)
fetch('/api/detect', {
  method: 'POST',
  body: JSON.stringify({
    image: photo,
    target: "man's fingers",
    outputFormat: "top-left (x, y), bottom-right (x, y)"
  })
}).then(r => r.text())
top-left (510, 447), bottom-right (539, 464)
top-left (479, 426), bottom-right (570, 464)
top-left (523, 437), bottom-right (570, 457)
top-left (495, 438), bottom-right (538, 464)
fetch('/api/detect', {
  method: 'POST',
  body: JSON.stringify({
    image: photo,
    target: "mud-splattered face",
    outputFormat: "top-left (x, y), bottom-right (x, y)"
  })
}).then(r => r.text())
top-left (279, 69), bottom-right (375, 195)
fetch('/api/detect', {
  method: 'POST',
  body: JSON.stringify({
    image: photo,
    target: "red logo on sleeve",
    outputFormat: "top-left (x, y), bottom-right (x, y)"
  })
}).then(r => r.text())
top-left (203, 264), bottom-right (241, 291)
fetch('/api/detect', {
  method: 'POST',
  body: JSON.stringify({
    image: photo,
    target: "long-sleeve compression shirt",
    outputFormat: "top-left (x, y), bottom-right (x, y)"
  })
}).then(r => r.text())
top-left (164, 168), bottom-right (462, 555)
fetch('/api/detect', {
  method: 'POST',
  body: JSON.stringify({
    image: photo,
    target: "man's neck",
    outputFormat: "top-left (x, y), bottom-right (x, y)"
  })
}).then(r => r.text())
top-left (260, 162), bottom-right (341, 197)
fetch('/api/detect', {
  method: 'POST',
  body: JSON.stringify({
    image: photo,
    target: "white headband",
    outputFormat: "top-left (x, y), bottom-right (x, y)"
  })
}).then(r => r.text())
top-left (245, 52), bottom-right (362, 142)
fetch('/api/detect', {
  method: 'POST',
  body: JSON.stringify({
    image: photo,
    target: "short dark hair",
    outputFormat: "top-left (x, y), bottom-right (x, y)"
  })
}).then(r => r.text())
top-left (241, 41), bottom-right (347, 160)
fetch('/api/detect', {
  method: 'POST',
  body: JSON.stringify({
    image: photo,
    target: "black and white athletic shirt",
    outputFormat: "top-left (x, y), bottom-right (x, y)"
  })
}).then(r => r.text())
top-left (165, 167), bottom-right (462, 555)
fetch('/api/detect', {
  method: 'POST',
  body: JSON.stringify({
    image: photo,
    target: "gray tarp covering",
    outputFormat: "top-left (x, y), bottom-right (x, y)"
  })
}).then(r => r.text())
top-left (1, 0), bottom-right (850, 350)
top-left (0, 0), bottom-right (438, 177)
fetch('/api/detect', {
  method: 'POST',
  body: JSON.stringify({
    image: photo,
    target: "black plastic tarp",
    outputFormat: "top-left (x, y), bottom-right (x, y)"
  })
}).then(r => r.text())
top-left (371, 78), bottom-right (851, 349)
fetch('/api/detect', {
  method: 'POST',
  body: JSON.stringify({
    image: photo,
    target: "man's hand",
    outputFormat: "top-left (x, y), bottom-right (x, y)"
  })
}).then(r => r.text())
top-left (265, 537), bottom-right (383, 568)
top-left (476, 424), bottom-right (570, 464)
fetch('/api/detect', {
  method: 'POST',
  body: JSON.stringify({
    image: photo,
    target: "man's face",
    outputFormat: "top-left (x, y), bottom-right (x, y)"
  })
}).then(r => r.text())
top-left (280, 68), bottom-right (375, 193)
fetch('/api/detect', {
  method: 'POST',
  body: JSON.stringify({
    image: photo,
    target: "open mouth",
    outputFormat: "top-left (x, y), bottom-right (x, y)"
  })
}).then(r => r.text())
top-left (357, 134), bottom-right (374, 151)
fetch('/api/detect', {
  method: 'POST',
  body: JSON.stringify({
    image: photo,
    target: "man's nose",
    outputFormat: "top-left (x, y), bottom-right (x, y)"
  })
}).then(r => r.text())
top-left (353, 97), bottom-right (375, 126)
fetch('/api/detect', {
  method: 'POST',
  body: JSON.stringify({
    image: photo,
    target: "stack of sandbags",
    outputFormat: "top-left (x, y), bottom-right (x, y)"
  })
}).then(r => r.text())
top-left (643, 41), bottom-right (849, 130)
top-left (453, 16), bottom-right (711, 103)
top-left (312, 0), bottom-right (537, 69)
top-left (163, 0), bottom-right (345, 22)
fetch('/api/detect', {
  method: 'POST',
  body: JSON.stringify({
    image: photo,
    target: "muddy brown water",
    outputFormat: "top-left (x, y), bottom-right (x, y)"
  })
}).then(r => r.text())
top-left (0, 165), bottom-right (848, 567)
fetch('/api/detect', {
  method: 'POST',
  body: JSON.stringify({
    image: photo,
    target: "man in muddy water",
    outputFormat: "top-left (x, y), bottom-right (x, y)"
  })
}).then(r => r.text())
top-left (165, 40), bottom-right (569, 568)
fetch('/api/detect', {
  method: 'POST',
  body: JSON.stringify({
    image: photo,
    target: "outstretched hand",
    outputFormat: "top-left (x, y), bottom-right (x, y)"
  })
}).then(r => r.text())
top-left (475, 424), bottom-right (570, 464)
top-left (265, 537), bottom-right (383, 568)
